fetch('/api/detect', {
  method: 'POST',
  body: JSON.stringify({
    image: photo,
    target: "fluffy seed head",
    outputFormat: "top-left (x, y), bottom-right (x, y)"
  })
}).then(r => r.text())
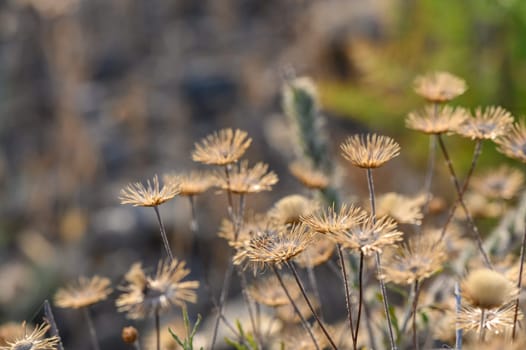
top-left (456, 106), bottom-right (514, 140)
top-left (340, 134), bottom-right (400, 169)
top-left (54, 275), bottom-right (112, 309)
top-left (471, 165), bottom-right (523, 200)
top-left (457, 303), bottom-right (519, 335)
top-left (413, 71), bottom-right (467, 102)
top-left (268, 195), bottom-right (318, 225)
top-left (0, 322), bottom-right (60, 350)
top-left (213, 161), bottom-right (278, 194)
top-left (375, 192), bottom-right (426, 225)
top-left (289, 161), bottom-right (330, 190)
top-left (163, 171), bottom-right (212, 196)
top-left (301, 203), bottom-right (366, 236)
top-left (406, 105), bottom-right (469, 134)
top-left (192, 128), bottom-right (252, 165)
top-left (294, 235), bottom-right (335, 268)
top-left (462, 269), bottom-right (518, 309)
top-left (496, 120), bottom-right (526, 163)
top-left (119, 175), bottom-right (180, 207)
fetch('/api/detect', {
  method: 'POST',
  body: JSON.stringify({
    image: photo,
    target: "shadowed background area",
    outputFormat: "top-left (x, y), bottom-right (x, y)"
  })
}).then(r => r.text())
top-left (0, 0), bottom-right (525, 348)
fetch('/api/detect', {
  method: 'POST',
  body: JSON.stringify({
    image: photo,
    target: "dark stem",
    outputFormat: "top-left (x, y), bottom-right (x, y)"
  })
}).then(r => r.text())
top-left (83, 307), bottom-right (100, 350)
top-left (512, 217), bottom-right (526, 339)
top-left (411, 280), bottom-right (421, 350)
top-left (362, 299), bottom-right (378, 350)
top-left (224, 165), bottom-right (235, 224)
top-left (272, 265), bottom-right (321, 350)
top-left (454, 283), bottom-right (462, 350)
top-left (155, 308), bottom-right (160, 350)
top-left (366, 168), bottom-right (376, 220)
top-left (353, 251), bottom-right (364, 349)
top-left (210, 261), bottom-right (234, 350)
top-left (153, 206), bottom-right (174, 263)
top-left (306, 259), bottom-right (324, 322)
top-left (237, 269), bottom-right (263, 349)
top-left (43, 300), bottom-right (65, 350)
top-left (436, 135), bottom-right (492, 269)
top-left (287, 261), bottom-right (339, 350)
top-left (479, 308), bottom-right (486, 342)
top-left (337, 245), bottom-right (356, 350)
top-left (189, 195), bottom-right (198, 233)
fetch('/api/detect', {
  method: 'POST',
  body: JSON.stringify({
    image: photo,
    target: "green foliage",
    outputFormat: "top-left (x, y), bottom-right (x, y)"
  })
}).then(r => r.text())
top-left (224, 320), bottom-right (259, 350)
top-left (169, 308), bottom-right (203, 350)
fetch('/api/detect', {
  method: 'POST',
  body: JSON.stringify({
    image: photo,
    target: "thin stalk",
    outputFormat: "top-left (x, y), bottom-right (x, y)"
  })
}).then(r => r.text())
top-left (479, 309), bottom-right (486, 342)
top-left (155, 308), bottom-right (160, 350)
top-left (353, 251), bottom-right (364, 349)
top-left (238, 269), bottom-right (263, 348)
top-left (287, 261), bottom-right (339, 350)
top-left (436, 135), bottom-right (492, 268)
top-left (83, 307), bottom-right (100, 350)
top-left (438, 140), bottom-right (482, 243)
top-left (272, 265), bottom-right (321, 350)
top-left (362, 300), bottom-right (378, 350)
top-left (512, 217), bottom-right (526, 339)
top-left (337, 245), bottom-right (355, 349)
top-left (153, 206), bottom-right (174, 263)
top-left (43, 300), bottom-right (65, 350)
top-left (411, 280), bottom-right (421, 350)
top-left (421, 131), bottom-right (437, 216)
top-left (306, 259), bottom-right (324, 322)
top-left (188, 195), bottom-right (198, 233)
top-left (366, 168), bottom-right (397, 350)
top-left (454, 282), bottom-right (462, 350)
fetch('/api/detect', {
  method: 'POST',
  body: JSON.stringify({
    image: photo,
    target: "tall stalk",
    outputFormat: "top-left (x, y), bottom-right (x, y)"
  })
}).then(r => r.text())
top-left (353, 252), bottom-right (364, 349)
top-left (287, 262), bottom-right (339, 350)
top-left (155, 308), bottom-right (160, 350)
top-left (411, 280), bottom-right (421, 350)
top-left (454, 282), bottom-right (462, 350)
top-left (272, 266), bottom-right (320, 350)
top-left (436, 135), bottom-right (492, 268)
top-left (83, 307), bottom-right (100, 350)
top-left (479, 309), bottom-right (486, 342)
top-left (337, 245), bottom-right (356, 349)
top-left (512, 219), bottom-right (526, 339)
top-left (366, 168), bottom-right (397, 350)
top-left (153, 205), bottom-right (174, 262)
top-left (421, 103), bottom-right (439, 216)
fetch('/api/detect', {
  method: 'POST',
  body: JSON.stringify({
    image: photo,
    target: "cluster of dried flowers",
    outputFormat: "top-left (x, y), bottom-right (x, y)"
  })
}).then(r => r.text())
top-left (3, 71), bottom-right (526, 350)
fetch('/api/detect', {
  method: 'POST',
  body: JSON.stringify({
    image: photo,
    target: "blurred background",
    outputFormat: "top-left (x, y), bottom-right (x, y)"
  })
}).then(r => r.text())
top-left (1, 0), bottom-right (526, 348)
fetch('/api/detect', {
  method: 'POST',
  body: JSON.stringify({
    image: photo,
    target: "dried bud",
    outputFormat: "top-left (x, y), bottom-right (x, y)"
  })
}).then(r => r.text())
top-left (122, 326), bottom-right (138, 344)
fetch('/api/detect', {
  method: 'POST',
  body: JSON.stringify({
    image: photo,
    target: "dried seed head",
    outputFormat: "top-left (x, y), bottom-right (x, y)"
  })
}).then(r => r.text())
top-left (218, 212), bottom-right (275, 247)
top-left (268, 195), bottom-right (318, 225)
top-left (340, 134), bottom-right (400, 169)
top-left (301, 203), bottom-right (366, 236)
top-left (462, 269), bottom-right (518, 309)
top-left (456, 106), bottom-right (514, 140)
top-left (213, 161), bottom-right (278, 194)
top-left (294, 235), bottom-right (335, 268)
top-left (192, 128), bottom-right (252, 166)
top-left (375, 192), bottom-right (426, 225)
top-left (247, 274), bottom-right (301, 307)
top-left (54, 275), bottom-right (112, 309)
top-left (1, 322), bottom-right (60, 350)
top-left (457, 303), bottom-right (519, 336)
top-left (163, 171), bottom-right (212, 196)
top-left (413, 71), bottom-right (467, 102)
top-left (119, 175), bottom-right (180, 207)
top-left (289, 161), bottom-right (330, 190)
top-left (406, 105), bottom-right (469, 134)
top-left (496, 120), bottom-right (526, 163)
top-left (471, 165), bottom-right (524, 200)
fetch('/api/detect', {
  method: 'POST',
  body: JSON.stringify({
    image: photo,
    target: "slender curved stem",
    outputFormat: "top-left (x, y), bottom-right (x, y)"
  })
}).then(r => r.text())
top-left (436, 135), bottom-right (492, 268)
top-left (479, 309), bottom-right (486, 342)
top-left (337, 245), bottom-right (355, 349)
top-left (189, 195), bottom-right (198, 233)
top-left (155, 308), bottom-right (160, 350)
top-left (287, 262), bottom-right (339, 349)
top-left (272, 265), bottom-right (320, 350)
top-left (306, 260), bottom-right (324, 322)
top-left (367, 169), bottom-right (376, 220)
top-left (512, 217), bottom-right (526, 339)
top-left (353, 252), bottom-right (364, 349)
top-left (411, 280), bottom-right (421, 350)
top-left (83, 307), bottom-right (100, 350)
top-left (153, 206), bottom-right (174, 262)
top-left (238, 269), bottom-right (262, 348)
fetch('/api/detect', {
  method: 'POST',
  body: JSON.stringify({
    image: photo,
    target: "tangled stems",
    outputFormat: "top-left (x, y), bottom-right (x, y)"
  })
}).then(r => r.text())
top-left (287, 261), bottom-right (339, 350)
top-left (436, 135), bottom-right (492, 268)
top-left (366, 168), bottom-right (397, 350)
top-left (272, 265), bottom-right (321, 350)
top-left (512, 217), bottom-right (526, 339)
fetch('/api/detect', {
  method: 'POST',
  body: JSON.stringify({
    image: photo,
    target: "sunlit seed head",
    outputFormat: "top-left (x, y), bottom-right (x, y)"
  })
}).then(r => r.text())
top-left (496, 120), bottom-right (526, 163)
top-left (163, 171), bottom-right (212, 196)
top-left (413, 71), bottom-right (467, 103)
top-left (456, 106), bottom-right (514, 140)
top-left (288, 161), bottom-right (330, 190)
top-left (119, 175), bottom-right (180, 207)
top-left (268, 195), bottom-right (318, 226)
top-left (191, 128), bottom-right (252, 166)
top-left (54, 275), bottom-right (112, 309)
top-left (340, 134), bottom-right (400, 169)
top-left (300, 203), bottom-right (366, 236)
top-left (462, 269), bottom-right (518, 309)
top-left (213, 161), bottom-right (278, 194)
top-left (406, 105), bottom-right (469, 134)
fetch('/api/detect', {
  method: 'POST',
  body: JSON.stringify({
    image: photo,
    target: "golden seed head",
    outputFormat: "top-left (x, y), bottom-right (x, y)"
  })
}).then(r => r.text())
top-left (116, 259), bottom-right (199, 319)
top-left (380, 234), bottom-right (446, 285)
top-left (334, 214), bottom-right (403, 256)
top-left (457, 303), bottom-right (519, 336)
top-left (456, 106), bottom-right (514, 140)
top-left (54, 275), bottom-right (112, 309)
top-left (294, 235), bottom-right (335, 268)
top-left (375, 192), bottom-right (426, 225)
top-left (213, 161), bottom-right (278, 194)
top-left (268, 195), bottom-right (318, 225)
top-left (471, 165), bottom-right (524, 200)
top-left (301, 203), bottom-right (366, 236)
top-left (247, 274), bottom-right (301, 307)
top-left (233, 224), bottom-right (315, 273)
top-left (121, 326), bottom-right (138, 344)
top-left (1, 322), bottom-right (60, 350)
top-left (218, 212), bottom-right (275, 247)
top-left (191, 128), bottom-right (252, 166)
top-left (496, 120), bottom-right (526, 163)
top-left (413, 71), bottom-right (467, 102)
top-left (288, 161), bottom-right (330, 189)
top-left (406, 105), bottom-right (470, 134)
top-left (462, 269), bottom-right (518, 309)
top-left (340, 134), bottom-right (400, 169)
top-left (119, 175), bottom-right (180, 207)
top-left (163, 171), bottom-right (212, 196)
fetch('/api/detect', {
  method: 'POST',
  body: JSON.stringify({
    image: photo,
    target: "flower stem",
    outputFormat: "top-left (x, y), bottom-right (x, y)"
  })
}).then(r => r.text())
top-left (272, 265), bottom-right (321, 350)
top-left (454, 282), bottom-right (462, 350)
top-left (287, 261), bottom-right (339, 350)
top-left (512, 216), bottom-right (526, 339)
top-left (353, 251), bottom-right (364, 349)
top-left (155, 308), bottom-right (160, 350)
top-left (479, 308), bottom-right (486, 342)
top-left (337, 245), bottom-right (356, 350)
top-left (436, 135), bottom-right (492, 268)
top-left (411, 280), bottom-right (421, 350)
top-left (189, 195), bottom-right (198, 233)
top-left (153, 205), bottom-right (174, 263)
top-left (83, 307), bottom-right (100, 350)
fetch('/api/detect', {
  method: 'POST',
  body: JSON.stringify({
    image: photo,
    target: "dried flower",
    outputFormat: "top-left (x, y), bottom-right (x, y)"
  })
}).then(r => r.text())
top-left (294, 235), bottom-right (335, 268)
top-left (121, 326), bottom-right (138, 344)
top-left (471, 165), bottom-right (523, 200)
top-left (268, 195), bottom-right (318, 225)
top-left (289, 161), bottom-right (330, 190)
top-left (375, 192), bottom-right (426, 225)
top-left (457, 303), bottom-right (518, 335)
top-left (406, 105), bottom-right (469, 134)
top-left (218, 212), bottom-right (274, 247)
top-left (163, 171), bottom-right (212, 196)
top-left (462, 269), bottom-right (518, 309)
top-left (456, 106), bottom-right (513, 140)
top-left (191, 128), bottom-right (252, 166)
top-left (381, 234), bottom-right (446, 284)
top-left (496, 120), bottom-right (526, 163)
top-left (413, 71), bottom-right (467, 103)
top-left (0, 322), bottom-right (60, 350)
top-left (214, 161), bottom-right (278, 194)
top-left (334, 214), bottom-right (403, 256)
top-left (54, 275), bottom-right (112, 309)
top-left (340, 134), bottom-right (400, 169)
top-left (233, 224), bottom-right (315, 272)
top-left (248, 274), bottom-right (301, 307)
top-left (301, 204), bottom-right (366, 236)
top-left (119, 175), bottom-right (180, 207)
top-left (116, 260), bottom-right (199, 319)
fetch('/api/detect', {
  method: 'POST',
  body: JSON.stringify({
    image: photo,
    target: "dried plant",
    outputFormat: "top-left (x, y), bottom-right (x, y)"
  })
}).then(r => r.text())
top-left (0, 322), bottom-right (60, 350)
top-left (413, 71), bottom-right (467, 103)
top-left (340, 133), bottom-right (401, 169)
top-left (192, 128), bottom-right (252, 166)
